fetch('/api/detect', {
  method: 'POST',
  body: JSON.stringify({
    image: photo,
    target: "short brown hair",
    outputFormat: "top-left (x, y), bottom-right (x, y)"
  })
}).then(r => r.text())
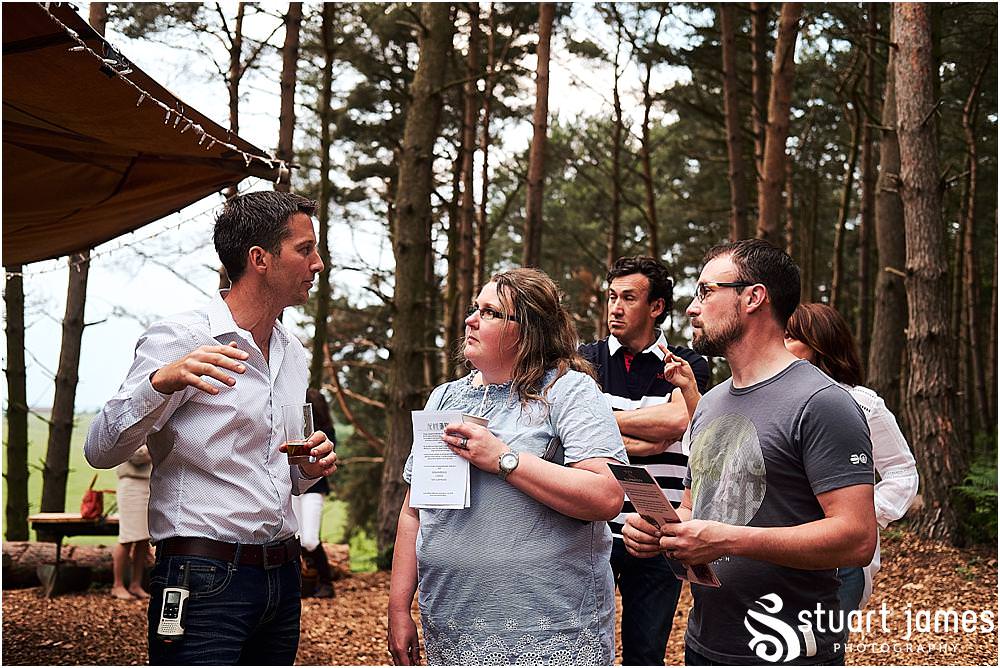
top-left (703, 239), bottom-right (800, 327)
top-left (785, 303), bottom-right (863, 387)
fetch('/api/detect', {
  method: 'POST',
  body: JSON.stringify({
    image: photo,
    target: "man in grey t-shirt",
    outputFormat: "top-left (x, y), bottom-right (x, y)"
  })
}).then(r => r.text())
top-left (623, 240), bottom-right (876, 665)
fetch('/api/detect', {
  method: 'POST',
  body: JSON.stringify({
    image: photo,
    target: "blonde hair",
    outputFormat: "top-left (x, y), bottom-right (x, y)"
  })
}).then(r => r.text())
top-left (489, 268), bottom-right (596, 408)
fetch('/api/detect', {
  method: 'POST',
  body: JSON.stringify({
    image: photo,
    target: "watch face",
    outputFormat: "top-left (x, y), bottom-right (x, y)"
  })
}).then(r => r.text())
top-left (500, 452), bottom-right (518, 471)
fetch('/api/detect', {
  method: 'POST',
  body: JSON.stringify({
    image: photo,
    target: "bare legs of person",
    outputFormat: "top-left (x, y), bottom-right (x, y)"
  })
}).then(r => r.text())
top-left (112, 540), bottom-right (151, 599)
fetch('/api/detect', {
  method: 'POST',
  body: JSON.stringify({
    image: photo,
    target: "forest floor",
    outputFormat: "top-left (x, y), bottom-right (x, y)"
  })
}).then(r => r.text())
top-left (2, 527), bottom-right (996, 666)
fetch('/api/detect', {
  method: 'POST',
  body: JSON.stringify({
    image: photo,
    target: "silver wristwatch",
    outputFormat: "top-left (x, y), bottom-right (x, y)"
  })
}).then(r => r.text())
top-left (498, 451), bottom-right (519, 481)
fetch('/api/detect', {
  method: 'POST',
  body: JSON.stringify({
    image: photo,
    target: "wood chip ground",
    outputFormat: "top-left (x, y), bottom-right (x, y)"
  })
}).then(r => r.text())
top-left (2, 528), bottom-right (996, 665)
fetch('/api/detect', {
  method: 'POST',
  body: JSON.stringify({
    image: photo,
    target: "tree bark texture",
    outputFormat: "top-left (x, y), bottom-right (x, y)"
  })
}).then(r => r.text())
top-left (458, 3), bottom-right (480, 366)
top-left (783, 151), bottom-right (795, 256)
top-left (830, 98), bottom-right (861, 312)
top-left (608, 10), bottom-right (624, 269)
top-left (856, 3), bottom-right (879, 373)
top-left (988, 211), bottom-right (998, 423)
top-left (476, 3), bottom-right (498, 291)
top-left (444, 149), bottom-right (463, 380)
top-left (893, 2), bottom-right (965, 544)
top-left (378, 2), bottom-right (454, 567)
top-left (637, 8), bottom-right (665, 258)
top-left (801, 169), bottom-right (819, 304)
top-left (522, 2), bottom-right (554, 268)
top-left (720, 4), bottom-right (750, 241)
top-left (4, 267), bottom-right (29, 540)
top-left (274, 2), bottom-right (302, 193)
top-left (750, 3), bottom-right (771, 184)
top-left (222, 2), bottom-right (246, 201)
top-left (756, 2), bottom-right (802, 243)
top-left (309, 3), bottom-right (336, 389)
top-left (228, 2), bottom-right (245, 136)
top-left (960, 56), bottom-right (990, 433)
top-left (40, 253), bottom-right (90, 513)
top-left (867, 21), bottom-right (906, 414)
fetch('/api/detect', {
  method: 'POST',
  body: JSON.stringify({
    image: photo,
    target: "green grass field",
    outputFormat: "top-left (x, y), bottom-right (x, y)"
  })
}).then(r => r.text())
top-left (2, 412), bottom-right (376, 570)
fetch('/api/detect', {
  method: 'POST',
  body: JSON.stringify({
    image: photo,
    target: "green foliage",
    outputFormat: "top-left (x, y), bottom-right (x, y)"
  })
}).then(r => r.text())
top-left (951, 434), bottom-right (998, 546)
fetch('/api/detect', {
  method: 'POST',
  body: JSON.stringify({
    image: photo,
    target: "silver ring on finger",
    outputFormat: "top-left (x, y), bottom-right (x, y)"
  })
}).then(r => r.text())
top-left (459, 436), bottom-right (469, 449)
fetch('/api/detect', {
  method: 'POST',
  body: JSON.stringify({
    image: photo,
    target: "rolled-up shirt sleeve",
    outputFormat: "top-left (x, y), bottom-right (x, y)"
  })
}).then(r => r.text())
top-left (863, 392), bottom-right (919, 528)
top-left (84, 321), bottom-right (192, 468)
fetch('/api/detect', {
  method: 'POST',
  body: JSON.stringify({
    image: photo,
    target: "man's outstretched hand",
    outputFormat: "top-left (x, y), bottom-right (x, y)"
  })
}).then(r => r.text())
top-left (151, 341), bottom-right (249, 395)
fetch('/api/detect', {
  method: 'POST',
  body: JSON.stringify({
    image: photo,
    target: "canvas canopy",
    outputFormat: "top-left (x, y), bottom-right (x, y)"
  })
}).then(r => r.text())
top-left (2, 2), bottom-right (282, 266)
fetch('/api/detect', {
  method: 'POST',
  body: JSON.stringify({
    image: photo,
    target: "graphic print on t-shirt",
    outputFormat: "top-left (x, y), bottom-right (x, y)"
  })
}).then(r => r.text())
top-left (689, 413), bottom-right (766, 526)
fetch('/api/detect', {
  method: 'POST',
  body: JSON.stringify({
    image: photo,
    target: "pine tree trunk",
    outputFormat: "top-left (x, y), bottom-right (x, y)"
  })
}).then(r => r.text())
top-left (476, 4), bottom-right (498, 291)
top-left (867, 22), bottom-right (906, 414)
top-left (756, 2), bottom-right (802, 243)
top-left (784, 153), bottom-right (795, 255)
top-left (309, 3), bottom-right (335, 388)
top-left (522, 2), bottom-right (554, 268)
top-left (830, 99), bottom-right (861, 312)
top-left (960, 58), bottom-right (990, 433)
top-left (608, 11), bottom-right (624, 269)
top-left (274, 2), bottom-right (302, 193)
top-left (801, 170), bottom-right (819, 304)
top-left (639, 57), bottom-right (660, 258)
top-left (4, 266), bottom-right (29, 540)
top-left (40, 253), bottom-right (90, 513)
top-left (720, 3), bottom-right (750, 241)
top-left (377, 3), bottom-right (454, 567)
top-left (221, 3), bottom-right (246, 200)
top-left (751, 2), bottom-right (771, 183)
top-left (444, 148), bottom-right (463, 380)
top-left (856, 3), bottom-right (878, 374)
top-left (893, 2), bottom-right (965, 544)
top-left (457, 3), bottom-right (480, 358)
top-left (988, 211), bottom-right (998, 423)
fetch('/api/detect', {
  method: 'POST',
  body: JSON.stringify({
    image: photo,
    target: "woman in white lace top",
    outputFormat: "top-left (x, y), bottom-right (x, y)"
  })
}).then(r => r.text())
top-left (785, 302), bottom-right (919, 611)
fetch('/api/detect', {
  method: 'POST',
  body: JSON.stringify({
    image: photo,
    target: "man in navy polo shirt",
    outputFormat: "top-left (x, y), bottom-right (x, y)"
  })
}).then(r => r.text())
top-left (579, 255), bottom-right (710, 666)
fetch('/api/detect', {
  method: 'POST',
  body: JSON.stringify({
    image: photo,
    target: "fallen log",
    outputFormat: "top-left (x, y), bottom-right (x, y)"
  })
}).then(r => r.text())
top-left (2, 541), bottom-right (351, 590)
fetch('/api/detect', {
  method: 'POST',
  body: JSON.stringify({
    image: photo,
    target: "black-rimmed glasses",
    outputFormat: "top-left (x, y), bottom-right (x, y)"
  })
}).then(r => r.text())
top-left (694, 281), bottom-right (754, 302)
top-left (466, 305), bottom-right (520, 323)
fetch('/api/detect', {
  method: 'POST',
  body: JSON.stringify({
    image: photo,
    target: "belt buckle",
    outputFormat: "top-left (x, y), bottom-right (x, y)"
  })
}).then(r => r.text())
top-left (262, 542), bottom-right (285, 569)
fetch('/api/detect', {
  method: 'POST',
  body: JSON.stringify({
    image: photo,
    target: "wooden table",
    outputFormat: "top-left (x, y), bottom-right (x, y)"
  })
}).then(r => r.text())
top-left (28, 513), bottom-right (119, 596)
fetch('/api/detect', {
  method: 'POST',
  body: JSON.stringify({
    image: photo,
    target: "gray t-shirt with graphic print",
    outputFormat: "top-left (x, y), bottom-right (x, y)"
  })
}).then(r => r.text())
top-left (682, 360), bottom-right (874, 665)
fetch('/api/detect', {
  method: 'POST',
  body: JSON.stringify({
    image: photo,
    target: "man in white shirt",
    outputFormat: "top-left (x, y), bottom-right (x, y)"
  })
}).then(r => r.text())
top-left (86, 191), bottom-right (338, 665)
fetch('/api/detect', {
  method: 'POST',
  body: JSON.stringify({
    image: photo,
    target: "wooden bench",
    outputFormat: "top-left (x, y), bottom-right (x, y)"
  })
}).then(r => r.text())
top-left (28, 513), bottom-right (119, 596)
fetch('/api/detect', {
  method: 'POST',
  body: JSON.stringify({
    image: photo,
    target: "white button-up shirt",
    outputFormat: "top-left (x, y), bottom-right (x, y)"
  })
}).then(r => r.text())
top-left (85, 292), bottom-right (318, 544)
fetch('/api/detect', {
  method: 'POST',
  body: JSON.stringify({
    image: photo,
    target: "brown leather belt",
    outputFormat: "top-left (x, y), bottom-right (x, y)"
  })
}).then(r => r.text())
top-left (157, 536), bottom-right (300, 569)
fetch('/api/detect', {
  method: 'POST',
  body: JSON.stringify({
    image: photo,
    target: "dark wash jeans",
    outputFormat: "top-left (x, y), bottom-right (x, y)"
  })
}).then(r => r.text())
top-left (147, 552), bottom-right (301, 665)
top-left (611, 538), bottom-right (682, 665)
top-left (836, 567), bottom-right (865, 614)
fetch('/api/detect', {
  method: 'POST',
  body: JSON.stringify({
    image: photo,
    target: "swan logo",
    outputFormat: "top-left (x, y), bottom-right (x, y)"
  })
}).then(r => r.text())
top-left (744, 594), bottom-right (817, 663)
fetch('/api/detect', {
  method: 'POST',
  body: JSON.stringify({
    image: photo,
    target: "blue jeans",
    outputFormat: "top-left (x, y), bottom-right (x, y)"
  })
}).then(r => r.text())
top-left (837, 567), bottom-right (865, 613)
top-left (611, 539), bottom-right (682, 665)
top-left (147, 553), bottom-right (301, 665)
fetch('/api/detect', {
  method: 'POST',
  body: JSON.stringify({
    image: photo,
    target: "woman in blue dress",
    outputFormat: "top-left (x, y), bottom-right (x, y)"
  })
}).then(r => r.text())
top-left (387, 268), bottom-right (628, 666)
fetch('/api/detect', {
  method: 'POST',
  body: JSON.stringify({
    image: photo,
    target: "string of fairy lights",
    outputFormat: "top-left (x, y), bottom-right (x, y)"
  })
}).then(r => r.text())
top-left (3, 178), bottom-right (261, 280)
top-left (4, 4), bottom-right (288, 280)
top-left (41, 3), bottom-right (287, 172)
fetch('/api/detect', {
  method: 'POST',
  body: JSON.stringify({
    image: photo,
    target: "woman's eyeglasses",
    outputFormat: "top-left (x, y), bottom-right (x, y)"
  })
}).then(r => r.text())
top-left (466, 305), bottom-right (520, 323)
top-left (694, 281), bottom-right (754, 302)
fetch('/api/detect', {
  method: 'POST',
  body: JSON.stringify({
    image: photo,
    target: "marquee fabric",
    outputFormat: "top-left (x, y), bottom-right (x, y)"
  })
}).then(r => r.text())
top-left (2, 2), bottom-right (281, 266)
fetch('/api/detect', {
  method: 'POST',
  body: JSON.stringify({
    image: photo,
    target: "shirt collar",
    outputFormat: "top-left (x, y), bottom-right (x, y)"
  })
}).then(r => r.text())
top-left (207, 291), bottom-right (290, 349)
top-left (608, 331), bottom-right (669, 360)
